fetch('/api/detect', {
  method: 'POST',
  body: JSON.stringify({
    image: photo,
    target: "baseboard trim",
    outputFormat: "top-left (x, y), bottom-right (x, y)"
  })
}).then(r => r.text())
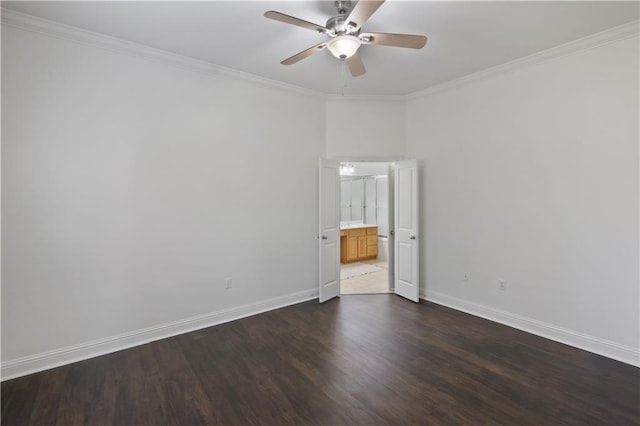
top-left (1, 288), bottom-right (319, 381)
top-left (421, 290), bottom-right (639, 367)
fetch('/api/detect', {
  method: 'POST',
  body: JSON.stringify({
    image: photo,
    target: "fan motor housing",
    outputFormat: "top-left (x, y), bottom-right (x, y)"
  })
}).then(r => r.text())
top-left (326, 15), bottom-right (357, 37)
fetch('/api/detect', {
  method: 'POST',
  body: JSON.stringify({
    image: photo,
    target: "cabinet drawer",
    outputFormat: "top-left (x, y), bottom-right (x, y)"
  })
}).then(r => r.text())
top-left (367, 235), bottom-right (377, 245)
top-left (349, 228), bottom-right (367, 237)
top-left (366, 226), bottom-right (378, 236)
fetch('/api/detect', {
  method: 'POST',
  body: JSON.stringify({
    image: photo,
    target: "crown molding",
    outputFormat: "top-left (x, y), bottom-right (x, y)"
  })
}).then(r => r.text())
top-left (2, 9), bottom-right (638, 103)
top-left (1, 8), bottom-right (327, 100)
top-left (407, 19), bottom-right (640, 101)
top-left (326, 93), bottom-right (407, 102)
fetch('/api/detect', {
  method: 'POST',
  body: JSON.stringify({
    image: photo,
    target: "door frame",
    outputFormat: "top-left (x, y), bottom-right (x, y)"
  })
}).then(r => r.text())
top-left (321, 157), bottom-right (415, 299)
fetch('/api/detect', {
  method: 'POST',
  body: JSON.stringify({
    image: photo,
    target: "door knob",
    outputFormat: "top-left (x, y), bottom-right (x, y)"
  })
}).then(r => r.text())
top-left (322, 235), bottom-right (328, 240)
top-left (410, 235), bottom-right (416, 240)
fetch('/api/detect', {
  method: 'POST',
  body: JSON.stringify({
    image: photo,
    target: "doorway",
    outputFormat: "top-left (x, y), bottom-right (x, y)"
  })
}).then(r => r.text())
top-left (339, 162), bottom-right (392, 295)
top-left (319, 158), bottom-right (419, 303)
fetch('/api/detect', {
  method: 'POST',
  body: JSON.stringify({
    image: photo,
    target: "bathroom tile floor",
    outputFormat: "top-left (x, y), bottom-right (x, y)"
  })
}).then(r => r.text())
top-left (341, 259), bottom-right (391, 295)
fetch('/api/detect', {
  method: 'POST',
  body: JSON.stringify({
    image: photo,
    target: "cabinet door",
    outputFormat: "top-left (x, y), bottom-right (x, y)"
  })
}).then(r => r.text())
top-left (340, 235), bottom-right (347, 263)
top-left (358, 235), bottom-right (367, 258)
top-left (347, 236), bottom-right (359, 261)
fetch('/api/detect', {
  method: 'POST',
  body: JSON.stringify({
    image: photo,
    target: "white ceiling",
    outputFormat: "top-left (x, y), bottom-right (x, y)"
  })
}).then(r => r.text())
top-left (3, 1), bottom-right (638, 96)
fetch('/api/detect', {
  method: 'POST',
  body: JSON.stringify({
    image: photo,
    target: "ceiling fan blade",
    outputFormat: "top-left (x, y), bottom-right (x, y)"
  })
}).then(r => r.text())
top-left (346, 53), bottom-right (366, 77)
top-left (264, 11), bottom-right (328, 33)
top-left (345, 0), bottom-right (385, 31)
top-left (360, 32), bottom-right (427, 49)
top-left (281, 42), bottom-right (328, 65)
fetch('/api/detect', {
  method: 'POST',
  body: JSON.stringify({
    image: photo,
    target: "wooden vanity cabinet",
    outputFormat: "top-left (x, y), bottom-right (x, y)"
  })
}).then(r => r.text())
top-left (340, 226), bottom-right (378, 263)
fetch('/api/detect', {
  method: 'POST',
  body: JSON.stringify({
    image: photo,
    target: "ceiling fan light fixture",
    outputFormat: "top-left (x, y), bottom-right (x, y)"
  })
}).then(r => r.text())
top-left (327, 35), bottom-right (361, 59)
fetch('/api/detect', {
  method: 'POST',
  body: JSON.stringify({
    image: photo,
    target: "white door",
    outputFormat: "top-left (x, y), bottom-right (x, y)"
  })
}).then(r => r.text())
top-left (319, 159), bottom-right (340, 303)
top-left (394, 159), bottom-right (419, 302)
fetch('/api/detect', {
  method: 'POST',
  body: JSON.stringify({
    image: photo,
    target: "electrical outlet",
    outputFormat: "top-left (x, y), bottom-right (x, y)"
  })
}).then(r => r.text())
top-left (225, 277), bottom-right (233, 290)
top-left (499, 280), bottom-right (506, 291)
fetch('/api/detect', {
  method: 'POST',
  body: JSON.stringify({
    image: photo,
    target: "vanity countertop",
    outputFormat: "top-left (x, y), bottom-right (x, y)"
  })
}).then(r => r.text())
top-left (340, 223), bottom-right (377, 230)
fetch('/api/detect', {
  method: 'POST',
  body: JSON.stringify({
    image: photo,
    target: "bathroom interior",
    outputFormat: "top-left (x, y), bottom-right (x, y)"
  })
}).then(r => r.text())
top-left (339, 161), bottom-right (391, 294)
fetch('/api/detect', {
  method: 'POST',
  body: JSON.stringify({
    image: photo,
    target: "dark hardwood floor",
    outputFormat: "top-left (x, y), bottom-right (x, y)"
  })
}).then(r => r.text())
top-left (2, 294), bottom-right (639, 425)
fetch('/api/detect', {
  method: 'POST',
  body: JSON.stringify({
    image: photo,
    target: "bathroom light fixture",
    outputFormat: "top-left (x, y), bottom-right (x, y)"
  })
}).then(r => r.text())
top-left (340, 162), bottom-right (355, 176)
top-left (327, 35), bottom-right (361, 59)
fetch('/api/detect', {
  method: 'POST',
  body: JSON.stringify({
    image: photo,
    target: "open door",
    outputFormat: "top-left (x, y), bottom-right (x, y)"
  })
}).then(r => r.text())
top-left (387, 163), bottom-right (395, 292)
top-left (394, 159), bottom-right (419, 302)
top-left (319, 159), bottom-right (340, 303)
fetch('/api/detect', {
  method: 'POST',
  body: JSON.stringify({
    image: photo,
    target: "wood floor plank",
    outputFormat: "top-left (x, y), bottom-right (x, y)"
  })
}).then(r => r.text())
top-left (27, 367), bottom-right (69, 426)
top-left (2, 295), bottom-right (639, 425)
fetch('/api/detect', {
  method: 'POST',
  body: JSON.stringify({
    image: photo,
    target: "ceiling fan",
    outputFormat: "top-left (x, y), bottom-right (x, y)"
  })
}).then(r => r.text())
top-left (264, 0), bottom-right (427, 77)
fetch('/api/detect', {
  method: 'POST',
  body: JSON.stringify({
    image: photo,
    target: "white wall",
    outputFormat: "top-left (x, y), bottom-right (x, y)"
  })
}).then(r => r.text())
top-left (326, 98), bottom-right (405, 159)
top-left (406, 36), bottom-right (639, 358)
top-left (2, 25), bottom-right (325, 365)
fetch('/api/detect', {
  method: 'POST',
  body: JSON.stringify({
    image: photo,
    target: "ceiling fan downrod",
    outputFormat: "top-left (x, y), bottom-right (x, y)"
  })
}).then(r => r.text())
top-left (334, 0), bottom-right (353, 16)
